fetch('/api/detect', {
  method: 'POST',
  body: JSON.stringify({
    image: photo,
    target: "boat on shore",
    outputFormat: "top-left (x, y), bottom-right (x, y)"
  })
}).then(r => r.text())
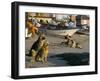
top-left (47, 28), bottom-right (79, 36)
top-left (46, 25), bottom-right (79, 36)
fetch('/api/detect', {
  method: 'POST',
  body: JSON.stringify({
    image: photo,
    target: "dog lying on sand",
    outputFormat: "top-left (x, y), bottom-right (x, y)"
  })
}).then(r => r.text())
top-left (61, 35), bottom-right (82, 49)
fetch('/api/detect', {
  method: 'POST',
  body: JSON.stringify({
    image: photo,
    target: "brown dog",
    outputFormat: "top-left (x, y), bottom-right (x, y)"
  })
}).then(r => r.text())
top-left (61, 35), bottom-right (82, 49)
top-left (29, 33), bottom-right (47, 63)
top-left (71, 40), bottom-right (82, 49)
top-left (35, 40), bottom-right (49, 63)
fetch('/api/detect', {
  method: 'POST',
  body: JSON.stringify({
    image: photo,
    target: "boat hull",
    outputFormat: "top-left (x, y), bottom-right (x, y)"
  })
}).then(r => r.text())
top-left (46, 29), bottom-right (79, 36)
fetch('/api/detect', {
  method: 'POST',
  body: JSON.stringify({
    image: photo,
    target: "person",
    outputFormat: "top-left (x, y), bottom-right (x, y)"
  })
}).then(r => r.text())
top-left (65, 21), bottom-right (69, 26)
top-left (32, 18), bottom-right (38, 25)
top-left (26, 20), bottom-right (38, 38)
top-left (68, 20), bottom-right (76, 28)
top-left (39, 19), bottom-right (48, 34)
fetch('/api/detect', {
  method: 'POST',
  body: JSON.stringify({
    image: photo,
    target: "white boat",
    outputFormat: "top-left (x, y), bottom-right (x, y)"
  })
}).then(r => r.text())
top-left (46, 28), bottom-right (79, 36)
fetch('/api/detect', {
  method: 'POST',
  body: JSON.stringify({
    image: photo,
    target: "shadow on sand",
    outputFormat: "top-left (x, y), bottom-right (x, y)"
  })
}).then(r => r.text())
top-left (49, 52), bottom-right (89, 66)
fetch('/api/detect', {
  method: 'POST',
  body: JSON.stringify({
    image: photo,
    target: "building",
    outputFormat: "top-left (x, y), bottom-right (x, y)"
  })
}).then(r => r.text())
top-left (26, 12), bottom-right (53, 23)
top-left (76, 15), bottom-right (89, 28)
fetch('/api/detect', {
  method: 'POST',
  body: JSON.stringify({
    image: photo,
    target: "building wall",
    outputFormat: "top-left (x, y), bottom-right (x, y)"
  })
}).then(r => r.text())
top-left (81, 19), bottom-right (89, 26)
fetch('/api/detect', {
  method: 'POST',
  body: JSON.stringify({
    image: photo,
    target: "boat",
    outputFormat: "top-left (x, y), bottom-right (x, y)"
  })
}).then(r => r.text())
top-left (46, 28), bottom-right (79, 36)
top-left (46, 25), bottom-right (79, 36)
